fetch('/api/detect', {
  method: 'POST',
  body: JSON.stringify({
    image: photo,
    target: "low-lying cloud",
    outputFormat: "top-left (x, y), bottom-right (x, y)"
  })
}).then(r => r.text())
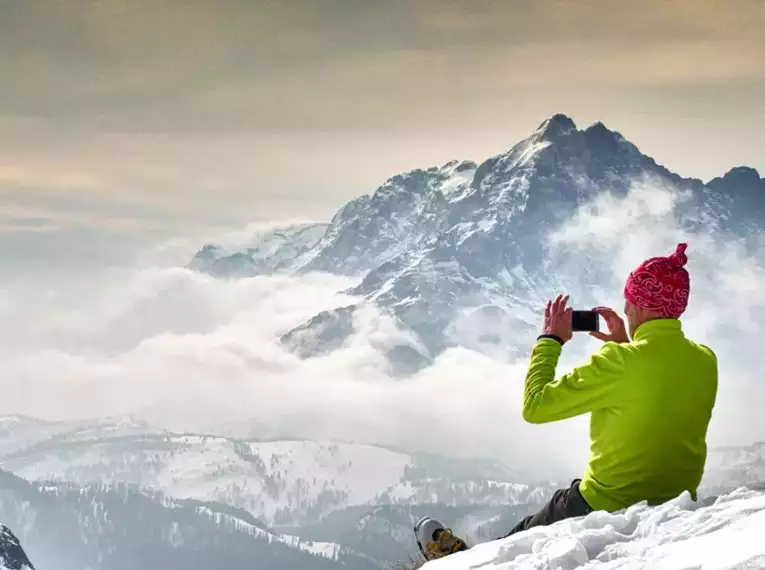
top-left (1, 181), bottom-right (764, 480)
top-left (0, 263), bottom-right (577, 472)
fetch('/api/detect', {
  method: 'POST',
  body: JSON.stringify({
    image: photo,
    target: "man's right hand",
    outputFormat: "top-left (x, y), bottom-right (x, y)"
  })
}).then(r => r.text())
top-left (590, 307), bottom-right (629, 344)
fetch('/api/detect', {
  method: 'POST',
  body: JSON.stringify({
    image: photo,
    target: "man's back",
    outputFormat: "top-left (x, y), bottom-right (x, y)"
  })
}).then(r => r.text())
top-left (512, 244), bottom-right (713, 539)
top-left (578, 318), bottom-right (718, 512)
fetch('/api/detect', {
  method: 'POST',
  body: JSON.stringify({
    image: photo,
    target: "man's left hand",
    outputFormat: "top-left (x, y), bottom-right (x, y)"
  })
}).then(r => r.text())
top-left (543, 294), bottom-right (573, 344)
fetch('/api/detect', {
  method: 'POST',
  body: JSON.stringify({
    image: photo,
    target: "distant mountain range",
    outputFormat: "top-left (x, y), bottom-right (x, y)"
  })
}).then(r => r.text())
top-left (0, 416), bottom-right (557, 569)
top-left (0, 416), bottom-right (551, 529)
top-left (0, 469), bottom-right (369, 570)
top-left (0, 416), bottom-right (763, 569)
top-left (188, 114), bottom-right (765, 373)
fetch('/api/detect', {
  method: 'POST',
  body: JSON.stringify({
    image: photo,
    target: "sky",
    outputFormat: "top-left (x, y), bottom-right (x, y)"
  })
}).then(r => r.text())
top-left (1, 0), bottom-right (765, 250)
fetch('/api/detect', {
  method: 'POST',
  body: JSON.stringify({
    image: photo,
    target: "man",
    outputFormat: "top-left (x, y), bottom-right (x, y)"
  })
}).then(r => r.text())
top-left (415, 243), bottom-right (718, 560)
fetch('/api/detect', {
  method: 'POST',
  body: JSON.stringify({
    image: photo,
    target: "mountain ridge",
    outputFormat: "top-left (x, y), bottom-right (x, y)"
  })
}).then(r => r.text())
top-left (0, 418), bottom-right (551, 528)
top-left (188, 113), bottom-right (765, 372)
top-left (0, 468), bottom-right (371, 570)
top-left (1, 416), bottom-right (764, 568)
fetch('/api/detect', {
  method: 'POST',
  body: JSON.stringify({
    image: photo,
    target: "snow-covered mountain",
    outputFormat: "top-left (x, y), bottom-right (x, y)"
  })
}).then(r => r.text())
top-left (188, 223), bottom-right (328, 277)
top-left (0, 414), bottom-right (164, 458)
top-left (1, 416), bottom-right (763, 568)
top-left (0, 469), bottom-right (371, 570)
top-left (0, 416), bottom-right (562, 567)
top-left (189, 114), bottom-right (765, 372)
top-left (0, 423), bottom-right (550, 528)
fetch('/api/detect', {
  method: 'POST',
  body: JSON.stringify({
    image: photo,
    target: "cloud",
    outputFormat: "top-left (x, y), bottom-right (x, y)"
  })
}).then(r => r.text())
top-left (0, 255), bottom-right (589, 478)
top-left (0, 203), bottom-right (156, 235)
top-left (3, 176), bottom-right (765, 483)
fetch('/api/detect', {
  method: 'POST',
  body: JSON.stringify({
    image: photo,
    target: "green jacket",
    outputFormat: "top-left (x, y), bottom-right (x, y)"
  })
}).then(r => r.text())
top-left (523, 318), bottom-right (718, 512)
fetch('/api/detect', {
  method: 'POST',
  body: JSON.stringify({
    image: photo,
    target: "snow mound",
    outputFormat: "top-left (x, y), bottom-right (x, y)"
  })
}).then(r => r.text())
top-left (424, 487), bottom-right (765, 570)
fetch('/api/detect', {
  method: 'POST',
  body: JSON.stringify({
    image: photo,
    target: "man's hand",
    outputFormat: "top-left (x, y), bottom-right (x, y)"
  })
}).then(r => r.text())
top-left (542, 294), bottom-right (573, 344)
top-left (590, 306), bottom-right (629, 343)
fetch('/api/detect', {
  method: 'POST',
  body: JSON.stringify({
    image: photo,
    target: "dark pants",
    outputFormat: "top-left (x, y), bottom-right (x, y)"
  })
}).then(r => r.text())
top-left (499, 479), bottom-right (593, 539)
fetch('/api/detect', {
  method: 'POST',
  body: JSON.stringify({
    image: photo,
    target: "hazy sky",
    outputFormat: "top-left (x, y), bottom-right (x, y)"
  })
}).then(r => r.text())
top-left (1, 0), bottom-right (764, 250)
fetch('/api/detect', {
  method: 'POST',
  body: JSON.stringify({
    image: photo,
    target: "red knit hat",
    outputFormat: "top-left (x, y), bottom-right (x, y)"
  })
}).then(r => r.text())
top-left (623, 243), bottom-right (690, 318)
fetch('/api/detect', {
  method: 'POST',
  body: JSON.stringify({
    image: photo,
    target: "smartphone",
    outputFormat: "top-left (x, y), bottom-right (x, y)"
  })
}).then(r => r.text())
top-left (572, 310), bottom-right (600, 332)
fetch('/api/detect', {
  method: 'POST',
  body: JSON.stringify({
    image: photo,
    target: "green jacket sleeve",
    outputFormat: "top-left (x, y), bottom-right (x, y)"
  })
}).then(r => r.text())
top-left (522, 338), bottom-right (631, 424)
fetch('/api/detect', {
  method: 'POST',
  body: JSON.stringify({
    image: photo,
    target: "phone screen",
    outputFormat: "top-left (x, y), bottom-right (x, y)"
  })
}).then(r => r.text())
top-left (572, 310), bottom-right (600, 332)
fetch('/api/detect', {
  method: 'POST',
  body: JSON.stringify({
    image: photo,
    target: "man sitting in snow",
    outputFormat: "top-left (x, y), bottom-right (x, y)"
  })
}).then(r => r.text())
top-left (415, 243), bottom-right (719, 560)
top-left (505, 242), bottom-right (718, 536)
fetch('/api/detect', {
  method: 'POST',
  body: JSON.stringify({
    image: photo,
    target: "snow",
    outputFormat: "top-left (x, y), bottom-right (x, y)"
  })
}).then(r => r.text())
top-left (380, 479), bottom-right (543, 506)
top-left (1, 435), bottom-right (416, 525)
top-left (148, 437), bottom-right (415, 523)
top-left (438, 163), bottom-right (477, 199)
top-left (278, 533), bottom-right (343, 559)
top-left (195, 506), bottom-right (344, 559)
top-left (423, 488), bottom-right (765, 570)
top-left (1, 429), bottom-right (550, 529)
top-left (0, 415), bottom-right (157, 457)
top-left (451, 219), bottom-right (498, 247)
top-left (241, 440), bottom-right (413, 511)
top-left (189, 223), bottom-right (329, 275)
top-left (513, 141), bottom-right (552, 169)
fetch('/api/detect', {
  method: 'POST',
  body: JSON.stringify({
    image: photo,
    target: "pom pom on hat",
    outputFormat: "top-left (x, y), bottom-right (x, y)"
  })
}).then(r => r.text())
top-left (668, 243), bottom-right (688, 268)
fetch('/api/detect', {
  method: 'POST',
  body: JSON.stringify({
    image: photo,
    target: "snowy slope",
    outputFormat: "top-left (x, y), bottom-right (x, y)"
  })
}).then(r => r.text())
top-left (0, 416), bottom-right (67, 458)
top-left (299, 160), bottom-right (478, 276)
top-left (0, 415), bottom-right (161, 457)
top-left (421, 488), bottom-right (765, 570)
top-left (0, 431), bottom-right (547, 527)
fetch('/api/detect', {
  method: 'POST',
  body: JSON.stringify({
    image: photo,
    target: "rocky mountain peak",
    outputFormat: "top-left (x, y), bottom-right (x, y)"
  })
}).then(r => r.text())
top-left (533, 113), bottom-right (577, 141)
top-left (714, 166), bottom-right (762, 187)
top-left (706, 166), bottom-right (765, 221)
top-left (188, 114), bottom-right (765, 373)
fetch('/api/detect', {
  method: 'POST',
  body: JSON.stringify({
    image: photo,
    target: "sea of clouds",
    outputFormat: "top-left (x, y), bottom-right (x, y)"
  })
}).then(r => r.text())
top-left (1, 180), bottom-right (764, 479)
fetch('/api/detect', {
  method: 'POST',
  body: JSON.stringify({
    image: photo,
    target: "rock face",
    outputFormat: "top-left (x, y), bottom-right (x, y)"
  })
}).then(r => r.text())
top-left (189, 114), bottom-right (765, 373)
top-left (0, 525), bottom-right (34, 570)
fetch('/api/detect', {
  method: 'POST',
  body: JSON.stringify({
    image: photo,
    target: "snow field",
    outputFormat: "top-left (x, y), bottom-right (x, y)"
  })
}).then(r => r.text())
top-left (424, 488), bottom-right (765, 570)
